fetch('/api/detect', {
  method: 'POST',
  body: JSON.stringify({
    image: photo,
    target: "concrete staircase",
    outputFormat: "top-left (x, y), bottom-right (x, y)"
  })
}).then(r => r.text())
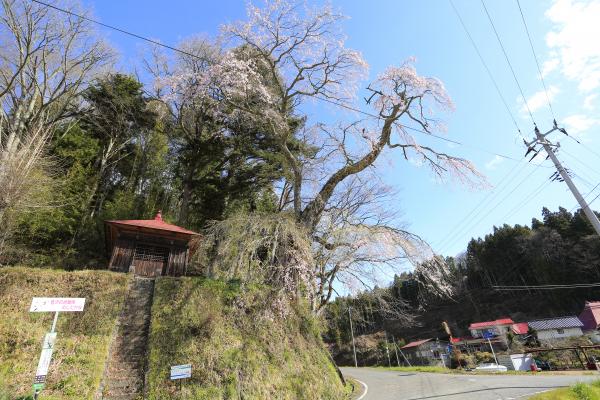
top-left (99, 277), bottom-right (155, 400)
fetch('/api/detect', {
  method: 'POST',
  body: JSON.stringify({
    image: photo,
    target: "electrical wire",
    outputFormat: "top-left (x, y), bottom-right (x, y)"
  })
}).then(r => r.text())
top-left (36, 0), bottom-right (562, 254)
top-left (438, 162), bottom-right (542, 254)
top-left (493, 283), bottom-right (600, 290)
top-left (559, 148), bottom-right (600, 177)
top-left (481, 0), bottom-right (536, 125)
top-left (588, 191), bottom-right (600, 208)
top-left (449, 0), bottom-right (523, 136)
top-left (516, 0), bottom-right (556, 120)
top-left (570, 182), bottom-right (600, 212)
top-left (30, 0), bottom-right (201, 60)
top-left (435, 159), bottom-right (523, 251)
top-left (498, 176), bottom-right (549, 223)
top-left (567, 134), bottom-right (600, 164)
top-left (33, 0), bottom-right (537, 166)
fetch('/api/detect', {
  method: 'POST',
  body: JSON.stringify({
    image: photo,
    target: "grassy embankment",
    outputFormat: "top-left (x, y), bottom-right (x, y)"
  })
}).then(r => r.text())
top-left (146, 276), bottom-right (347, 400)
top-left (530, 380), bottom-right (600, 399)
top-left (0, 266), bottom-right (130, 400)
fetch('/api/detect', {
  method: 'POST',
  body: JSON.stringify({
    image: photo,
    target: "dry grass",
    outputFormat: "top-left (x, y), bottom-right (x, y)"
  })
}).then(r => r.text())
top-left (0, 266), bottom-right (129, 399)
top-left (146, 276), bottom-right (346, 399)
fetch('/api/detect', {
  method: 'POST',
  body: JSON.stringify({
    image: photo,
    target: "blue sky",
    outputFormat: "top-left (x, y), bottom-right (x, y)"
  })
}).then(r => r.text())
top-left (84, 0), bottom-right (600, 262)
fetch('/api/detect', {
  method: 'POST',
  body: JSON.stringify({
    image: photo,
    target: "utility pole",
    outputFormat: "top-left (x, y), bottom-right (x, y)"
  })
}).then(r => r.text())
top-left (525, 122), bottom-right (600, 236)
top-left (397, 344), bottom-right (412, 367)
top-left (391, 335), bottom-right (401, 367)
top-left (348, 307), bottom-right (358, 368)
top-left (384, 331), bottom-right (392, 367)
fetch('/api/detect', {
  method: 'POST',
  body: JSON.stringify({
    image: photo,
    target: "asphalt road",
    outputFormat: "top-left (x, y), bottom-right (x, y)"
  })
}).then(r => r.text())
top-left (341, 367), bottom-right (598, 400)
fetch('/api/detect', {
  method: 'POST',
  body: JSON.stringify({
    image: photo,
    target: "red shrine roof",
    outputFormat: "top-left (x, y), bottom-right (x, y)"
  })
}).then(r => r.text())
top-left (106, 211), bottom-right (199, 236)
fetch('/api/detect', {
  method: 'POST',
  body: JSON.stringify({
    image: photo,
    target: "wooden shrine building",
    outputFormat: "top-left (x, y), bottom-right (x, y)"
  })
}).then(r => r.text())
top-left (104, 211), bottom-right (199, 277)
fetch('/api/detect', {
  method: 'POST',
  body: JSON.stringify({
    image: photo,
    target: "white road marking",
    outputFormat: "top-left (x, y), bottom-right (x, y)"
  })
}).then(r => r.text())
top-left (355, 378), bottom-right (368, 400)
top-left (515, 389), bottom-right (553, 398)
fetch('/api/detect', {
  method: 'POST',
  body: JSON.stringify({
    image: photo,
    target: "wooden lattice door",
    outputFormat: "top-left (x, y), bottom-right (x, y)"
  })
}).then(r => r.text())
top-left (132, 244), bottom-right (168, 277)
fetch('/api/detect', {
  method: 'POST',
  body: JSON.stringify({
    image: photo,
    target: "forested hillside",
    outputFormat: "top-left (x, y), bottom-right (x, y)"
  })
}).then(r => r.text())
top-left (325, 206), bottom-right (600, 364)
top-left (0, 0), bottom-right (478, 315)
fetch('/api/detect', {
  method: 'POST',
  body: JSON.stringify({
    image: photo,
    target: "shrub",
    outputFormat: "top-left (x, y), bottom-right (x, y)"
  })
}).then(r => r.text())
top-left (475, 351), bottom-right (495, 363)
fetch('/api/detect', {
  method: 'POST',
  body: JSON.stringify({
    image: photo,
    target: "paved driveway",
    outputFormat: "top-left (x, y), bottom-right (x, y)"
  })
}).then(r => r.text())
top-left (341, 367), bottom-right (598, 400)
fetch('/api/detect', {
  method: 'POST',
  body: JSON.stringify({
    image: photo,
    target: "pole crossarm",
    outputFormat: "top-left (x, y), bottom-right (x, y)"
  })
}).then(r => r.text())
top-left (523, 122), bottom-right (600, 236)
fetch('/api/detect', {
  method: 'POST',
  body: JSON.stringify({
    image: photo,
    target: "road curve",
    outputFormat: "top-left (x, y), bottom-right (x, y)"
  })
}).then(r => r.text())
top-left (341, 367), bottom-right (598, 400)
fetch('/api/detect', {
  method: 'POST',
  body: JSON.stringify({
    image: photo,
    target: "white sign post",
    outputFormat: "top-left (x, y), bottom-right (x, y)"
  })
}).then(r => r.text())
top-left (30, 297), bottom-right (85, 399)
top-left (171, 364), bottom-right (192, 392)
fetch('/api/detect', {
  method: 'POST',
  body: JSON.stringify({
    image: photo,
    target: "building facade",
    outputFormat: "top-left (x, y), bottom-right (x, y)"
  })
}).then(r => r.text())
top-left (104, 211), bottom-right (200, 277)
top-left (528, 316), bottom-right (584, 341)
top-left (401, 339), bottom-right (449, 366)
top-left (468, 318), bottom-right (514, 339)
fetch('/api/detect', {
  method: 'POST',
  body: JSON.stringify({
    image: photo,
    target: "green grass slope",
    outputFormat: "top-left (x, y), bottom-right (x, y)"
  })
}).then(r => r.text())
top-left (146, 276), bottom-right (346, 400)
top-left (530, 380), bottom-right (600, 399)
top-left (0, 267), bottom-right (130, 399)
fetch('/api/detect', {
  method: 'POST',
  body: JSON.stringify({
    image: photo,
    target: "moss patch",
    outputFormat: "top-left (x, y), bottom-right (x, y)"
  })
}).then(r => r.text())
top-left (146, 276), bottom-right (346, 399)
top-left (0, 267), bottom-right (129, 399)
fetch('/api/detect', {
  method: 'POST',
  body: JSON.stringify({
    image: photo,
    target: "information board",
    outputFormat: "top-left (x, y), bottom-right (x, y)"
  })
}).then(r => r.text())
top-left (30, 298), bottom-right (86, 312)
top-left (170, 364), bottom-right (192, 380)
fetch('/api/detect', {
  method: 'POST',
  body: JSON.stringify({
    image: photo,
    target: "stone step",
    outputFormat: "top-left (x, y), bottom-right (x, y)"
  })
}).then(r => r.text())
top-left (104, 387), bottom-right (143, 399)
top-left (101, 394), bottom-right (140, 400)
top-left (106, 362), bottom-right (143, 374)
top-left (99, 278), bottom-right (155, 399)
top-left (106, 376), bottom-right (144, 389)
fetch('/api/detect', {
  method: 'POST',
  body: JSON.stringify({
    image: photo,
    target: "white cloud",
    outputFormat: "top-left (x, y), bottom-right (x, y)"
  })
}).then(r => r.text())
top-left (561, 114), bottom-right (600, 134)
top-left (584, 94), bottom-right (598, 110)
top-left (520, 86), bottom-right (560, 113)
top-left (545, 0), bottom-right (600, 92)
top-left (542, 58), bottom-right (560, 77)
top-left (485, 155), bottom-right (504, 170)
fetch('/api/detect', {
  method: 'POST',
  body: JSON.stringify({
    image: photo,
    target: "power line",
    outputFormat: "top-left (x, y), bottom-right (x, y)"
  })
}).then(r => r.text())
top-left (314, 95), bottom-right (541, 164)
top-left (438, 161), bottom-right (542, 254)
top-left (498, 176), bottom-right (549, 223)
top-left (34, 0), bottom-right (537, 166)
top-left (30, 0), bottom-right (201, 60)
top-left (558, 148), bottom-right (600, 186)
top-left (481, 0), bottom-right (536, 125)
top-left (448, 0), bottom-right (523, 136)
top-left (515, 0), bottom-right (556, 120)
top-left (570, 182), bottom-right (600, 212)
top-left (493, 283), bottom-right (600, 291)
top-left (567, 134), bottom-right (600, 164)
top-left (588, 191), bottom-right (600, 208)
top-left (435, 159), bottom-right (523, 251)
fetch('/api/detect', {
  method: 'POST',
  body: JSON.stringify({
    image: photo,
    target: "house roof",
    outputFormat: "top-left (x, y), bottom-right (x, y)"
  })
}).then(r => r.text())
top-left (402, 339), bottom-right (432, 349)
top-left (511, 323), bottom-right (529, 335)
top-left (106, 211), bottom-right (199, 236)
top-left (450, 336), bottom-right (502, 345)
top-left (468, 318), bottom-right (514, 330)
top-left (579, 301), bottom-right (600, 331)
top-left (528, 316), bottom-right (583, 331)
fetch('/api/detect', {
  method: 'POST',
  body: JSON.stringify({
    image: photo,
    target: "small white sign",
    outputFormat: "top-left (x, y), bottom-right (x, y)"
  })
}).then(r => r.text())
top-left (30, 297), bottom-right (86, 312)
top-left (170, 364), bottom-right (192, 380)
top-left (35, 332), bottom-right (57, 377)
top-left (42, 332), bottom-right (57, 350)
